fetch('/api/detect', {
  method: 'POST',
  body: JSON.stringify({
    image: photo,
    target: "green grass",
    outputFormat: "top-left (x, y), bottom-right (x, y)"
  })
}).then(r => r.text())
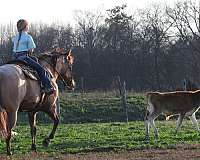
top-left (4, 92), bottom-right (200, 158)
top-left (1, 120), bottom-right (200, 156)
top-left (17, 92), bottom-right (147, 124)
top-left (57, 92), bottom-right (146, 123)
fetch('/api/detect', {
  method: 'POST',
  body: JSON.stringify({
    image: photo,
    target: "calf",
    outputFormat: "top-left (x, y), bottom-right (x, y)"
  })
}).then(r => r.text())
top-left (145, 90), bottom-right (200, 140)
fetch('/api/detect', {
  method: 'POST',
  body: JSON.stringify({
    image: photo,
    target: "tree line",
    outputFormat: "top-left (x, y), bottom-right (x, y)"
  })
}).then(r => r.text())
top-left (0, 0), bottom-right (200, 91)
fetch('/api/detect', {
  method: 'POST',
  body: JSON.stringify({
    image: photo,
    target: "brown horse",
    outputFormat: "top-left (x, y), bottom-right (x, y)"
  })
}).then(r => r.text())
top-left (0, 48), bottom-right (75, 155)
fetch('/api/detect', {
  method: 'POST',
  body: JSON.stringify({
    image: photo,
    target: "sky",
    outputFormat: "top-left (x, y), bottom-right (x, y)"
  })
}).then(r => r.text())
top-left (0, 0), bottom-right (193, 25)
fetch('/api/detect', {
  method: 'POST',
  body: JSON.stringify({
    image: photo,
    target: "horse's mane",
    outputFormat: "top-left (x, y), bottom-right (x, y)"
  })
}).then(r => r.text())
top-left (35, 52), bottom-right (53, 60)
top-left (36, 49), bottom-right (66, 60)
top-left (34, 48), bottom-right (73, 66)
top-left (34, 52), bottom-right (55, 69)
top-left (35, 50), bottom-right (66, 68)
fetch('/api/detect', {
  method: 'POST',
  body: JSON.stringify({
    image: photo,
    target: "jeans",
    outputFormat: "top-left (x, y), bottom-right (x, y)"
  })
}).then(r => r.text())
top-left (13, 53), bottom-right (52, 89)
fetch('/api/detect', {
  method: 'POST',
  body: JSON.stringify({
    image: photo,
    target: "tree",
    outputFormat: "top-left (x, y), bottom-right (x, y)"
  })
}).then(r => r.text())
top-left (166, 0), bottom-right (200, 82)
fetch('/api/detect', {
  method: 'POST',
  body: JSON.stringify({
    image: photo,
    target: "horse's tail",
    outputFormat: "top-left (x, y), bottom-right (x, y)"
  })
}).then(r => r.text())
top-left (0, 108), bottom-right (8, 139)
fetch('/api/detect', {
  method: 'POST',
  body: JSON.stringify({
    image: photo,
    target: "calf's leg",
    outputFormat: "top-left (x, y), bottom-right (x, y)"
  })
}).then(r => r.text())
top-left (144, 118), bottom-right (150, 140)
top-left (189, 113), bottom-right (200, 133)
top-left (175, 114), bottom-right (185, 134)
top-left (145, 110), bottom-right (159, 140)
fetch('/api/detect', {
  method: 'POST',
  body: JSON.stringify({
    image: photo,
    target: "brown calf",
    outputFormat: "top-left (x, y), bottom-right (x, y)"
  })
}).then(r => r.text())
top-left (145, 90), bottom-right (200, 140)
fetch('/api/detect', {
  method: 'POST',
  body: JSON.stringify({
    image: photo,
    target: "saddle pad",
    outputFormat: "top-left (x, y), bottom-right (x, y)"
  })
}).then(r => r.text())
top-left (19, 65), bottom-right (39, 81)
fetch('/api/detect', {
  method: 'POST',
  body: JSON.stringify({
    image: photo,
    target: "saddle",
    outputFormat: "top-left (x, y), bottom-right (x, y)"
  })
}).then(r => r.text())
top-left (7, 59), bottom-right (39, 81)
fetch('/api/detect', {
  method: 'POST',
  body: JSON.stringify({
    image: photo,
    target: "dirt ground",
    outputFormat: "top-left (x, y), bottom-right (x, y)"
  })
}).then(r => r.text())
top-left (2, 144), bottom-right (200, 160)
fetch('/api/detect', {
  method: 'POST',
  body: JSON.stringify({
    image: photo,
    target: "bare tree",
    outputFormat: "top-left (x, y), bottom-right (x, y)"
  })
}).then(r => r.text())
top-left (74, 10), bottom-right (105, 75)
top-left (137, 4), bottom-right (173, 90)
top-left (166, 0), bottom-right (200, 81)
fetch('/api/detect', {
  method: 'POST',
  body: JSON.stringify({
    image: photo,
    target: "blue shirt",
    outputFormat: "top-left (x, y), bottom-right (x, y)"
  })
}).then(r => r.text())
top-left (12, 31), bottom-right (36, 53)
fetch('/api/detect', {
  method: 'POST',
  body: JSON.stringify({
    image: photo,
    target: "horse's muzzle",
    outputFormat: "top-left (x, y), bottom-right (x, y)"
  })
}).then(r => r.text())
top-left (66, 79), bottom-right (75, 91)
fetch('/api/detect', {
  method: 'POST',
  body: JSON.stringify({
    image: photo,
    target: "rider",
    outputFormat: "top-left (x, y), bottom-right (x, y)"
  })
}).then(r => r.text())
top-left (12, 19), bottom-right (55, 95)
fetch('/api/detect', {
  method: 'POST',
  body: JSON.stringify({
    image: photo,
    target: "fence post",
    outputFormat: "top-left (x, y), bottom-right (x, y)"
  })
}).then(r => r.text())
top-left (117, 76), bottom-right (122, 96)
top-left (121, 81), bottom-right (128, 123)
top-left (183, 78), bottom-right (187, 91)
top-left (81, 77), bottom-right (85, 93)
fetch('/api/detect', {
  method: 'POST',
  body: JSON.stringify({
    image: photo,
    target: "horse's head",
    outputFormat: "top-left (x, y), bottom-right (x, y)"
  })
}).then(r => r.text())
top-left (50, 48), bottom-right (75, 90)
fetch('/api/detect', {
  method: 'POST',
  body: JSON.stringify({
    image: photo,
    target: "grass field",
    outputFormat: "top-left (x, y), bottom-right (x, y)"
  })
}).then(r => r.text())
top-left (1, 92), bottom-right (200, 159)
top-left (23, 92), bottom-right (147, 124)
top-left (1, 120), bottom-right (200, 158)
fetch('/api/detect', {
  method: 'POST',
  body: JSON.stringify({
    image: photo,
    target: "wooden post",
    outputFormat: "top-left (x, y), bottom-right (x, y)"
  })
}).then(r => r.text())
top-left (117, 76), bottom-right (122, 96)
top-left (183, 78), bottom-right (187, 91)
top-left (121, 81), bottom-right (128, 123)
top-left (81, 77), bottom-right (84, 93)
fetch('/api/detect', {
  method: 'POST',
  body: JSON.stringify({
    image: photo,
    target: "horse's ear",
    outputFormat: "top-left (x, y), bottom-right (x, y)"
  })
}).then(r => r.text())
top-left (66, 49), bottom-right (74, 65)
top-left (55, 47), bottom-right (61, 52)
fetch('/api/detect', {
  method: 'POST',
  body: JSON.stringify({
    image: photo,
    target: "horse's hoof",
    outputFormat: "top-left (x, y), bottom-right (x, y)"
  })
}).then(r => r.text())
top-left (42, 138), bottom-right (50, 147)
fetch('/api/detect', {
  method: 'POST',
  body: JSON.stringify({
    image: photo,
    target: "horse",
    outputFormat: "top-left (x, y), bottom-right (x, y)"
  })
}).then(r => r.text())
top-left (0, 48), bottom-right (75, 155)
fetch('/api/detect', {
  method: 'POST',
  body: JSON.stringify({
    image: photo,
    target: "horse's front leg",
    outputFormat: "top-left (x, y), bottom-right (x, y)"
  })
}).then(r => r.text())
top-left (43, 108), bottom-right (59, 147)
top-left (28, 112), bottom-right (37, 152)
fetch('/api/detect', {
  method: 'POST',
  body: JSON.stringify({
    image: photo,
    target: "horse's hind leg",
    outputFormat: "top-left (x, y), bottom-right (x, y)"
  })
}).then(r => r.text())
top-left (28, 112), bottom-right (37, 152)
top-left (6, 132), bottom-right (12, 155)
top-left (43, 108), bottom-right (59, 147)
top-left (6, 111), bottom-right (17, 155)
